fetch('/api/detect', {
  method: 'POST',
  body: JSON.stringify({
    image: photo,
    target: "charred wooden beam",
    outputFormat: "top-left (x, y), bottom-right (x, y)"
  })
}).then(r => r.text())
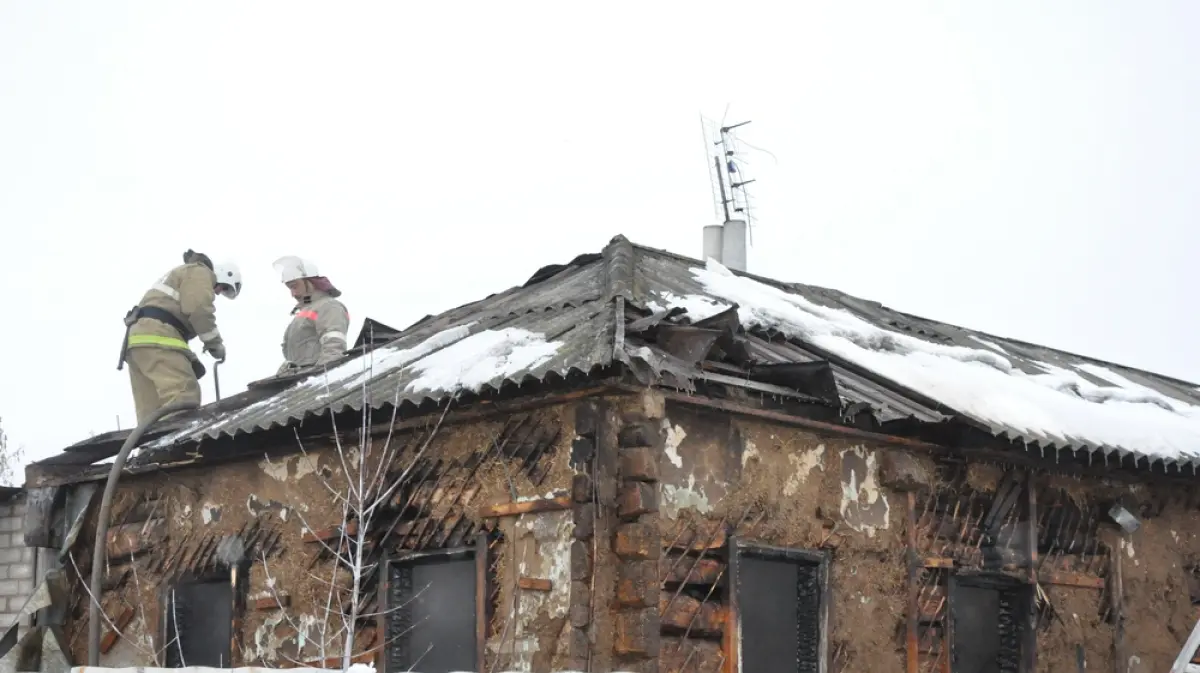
top-left (922, 555), bottom-right (1105, 590)
top-left (723, 537), bottom-right (739, 673)
top-left (659, 591), bottom-right (724, 637)
top-left (665, 519), bottom-right (727, 553)
top-left (1111, 547), bottom-right (1127, 673)
top-left (106, 518), bottom-right (166, 560)
top-left (660, 556), bottom-right (724, 585)
top-left (302, 520), bottom-right (358, 544)
top-left (662, 638), bottom-right (721, 673)
top-left (906, 491), bottom-right (920, 673)
top-left (1041, 571), bottom-right (1104, 590)
top-left (99, 606), bottom-right (135, 654)
top-left (479, 496), bottom-right (571, 518)
top-left (617, 482), bottom-right (657, 519)
top-left (252, 594), bottom-right (290, 611)
top-left (518, 577), bottom-right (553, 592)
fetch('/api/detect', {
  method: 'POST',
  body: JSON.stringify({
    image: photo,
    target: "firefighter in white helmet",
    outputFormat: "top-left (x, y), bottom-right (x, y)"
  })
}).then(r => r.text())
top-left (119, 249), bottom-right (242, 424)
top-left (273, 256), bottom-right (349, 376)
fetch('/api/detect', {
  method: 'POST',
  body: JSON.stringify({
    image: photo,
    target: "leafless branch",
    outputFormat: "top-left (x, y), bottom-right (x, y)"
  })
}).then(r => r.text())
top-left (255, 379), bottom-right (456, 669)
top-left (127, 547), bottom-right (163, 665)
top-left (169, 590), bottom-right (185, 667)
top-left (371, 397), bottom-right (454, 517)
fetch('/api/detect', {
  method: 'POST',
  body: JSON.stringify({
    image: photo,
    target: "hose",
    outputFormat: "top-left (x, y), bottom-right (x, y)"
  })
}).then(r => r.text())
top-left (88, 399), bottom-right (199, 665)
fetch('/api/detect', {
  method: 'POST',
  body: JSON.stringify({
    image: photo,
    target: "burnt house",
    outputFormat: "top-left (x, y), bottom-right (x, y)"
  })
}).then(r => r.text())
top-left (17, 234), bottom-right (1200, 673)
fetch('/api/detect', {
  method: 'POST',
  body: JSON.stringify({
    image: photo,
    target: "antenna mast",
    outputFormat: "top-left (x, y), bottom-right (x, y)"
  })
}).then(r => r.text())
top-left (700, 114), bottom-right (756, 272)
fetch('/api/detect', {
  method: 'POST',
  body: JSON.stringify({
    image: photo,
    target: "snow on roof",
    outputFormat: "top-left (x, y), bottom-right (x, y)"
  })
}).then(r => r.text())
top-left (141, 325), bottom-right (563, 451)
top-left (662, 259), bottom-right (1200, 465)
top-left (403, 326), bottom-right (564, 396)
top-left (300, 324), bottom-right (475, 395)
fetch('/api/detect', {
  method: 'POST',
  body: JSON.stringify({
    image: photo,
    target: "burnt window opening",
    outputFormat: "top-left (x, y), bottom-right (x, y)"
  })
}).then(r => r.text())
top-left (948, 573), bottom-right (1035, 673)
top-left (382, 539), bottom-right (486, 673)
top-left (731, 540), bottom-right (830, 673)
top-left (163, 578), bottom-right (233, 668)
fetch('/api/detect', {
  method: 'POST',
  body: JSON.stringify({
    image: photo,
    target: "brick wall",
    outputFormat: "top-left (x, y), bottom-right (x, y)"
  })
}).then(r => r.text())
top-left (0, 494), bottom-right (35, 630)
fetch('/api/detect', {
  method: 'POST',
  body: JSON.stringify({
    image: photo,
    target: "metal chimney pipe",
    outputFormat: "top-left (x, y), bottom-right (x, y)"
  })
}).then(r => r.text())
top-left (721, 219), bottom-right (748, 272)
top-left (703, 224), bottom-right (724, 263)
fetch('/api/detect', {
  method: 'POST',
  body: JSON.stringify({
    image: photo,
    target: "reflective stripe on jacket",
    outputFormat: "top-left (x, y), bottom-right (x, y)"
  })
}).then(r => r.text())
top-left (127, 333), bottom-right (190, 350)
top-left (128, 262), bottom-right (223, 352)
top-left (279, 292), bottom-right (349, 373)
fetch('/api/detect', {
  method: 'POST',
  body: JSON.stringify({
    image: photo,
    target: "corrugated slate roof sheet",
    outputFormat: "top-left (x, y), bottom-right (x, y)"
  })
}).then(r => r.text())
top-left (43, 235), bottom-right (1200, 474)
top-left (142, 301), bottom-right (614, 450)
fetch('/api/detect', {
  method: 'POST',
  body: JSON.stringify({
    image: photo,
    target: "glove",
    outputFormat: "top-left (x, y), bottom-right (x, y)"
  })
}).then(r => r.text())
top-left (206, 342), bottom-right (227, 362)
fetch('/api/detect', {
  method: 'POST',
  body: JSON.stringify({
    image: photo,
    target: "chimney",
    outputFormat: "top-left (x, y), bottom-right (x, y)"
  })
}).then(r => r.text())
top-left (702, 224), bottom-right (724, 263)
top-left (702, 220), bottom-right (747, 272)
top-left (721, 219), bottom-right (747, 272)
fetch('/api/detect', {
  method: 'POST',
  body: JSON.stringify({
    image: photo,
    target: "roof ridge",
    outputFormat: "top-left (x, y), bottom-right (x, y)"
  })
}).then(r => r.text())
top-left (603, 235), bottom-right (634, 300)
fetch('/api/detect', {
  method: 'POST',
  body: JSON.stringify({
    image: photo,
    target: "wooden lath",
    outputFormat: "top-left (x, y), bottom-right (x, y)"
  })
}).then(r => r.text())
top-left (905, 469), bottom-right (1116, 673)
top-left (302, 410), bottom-right (563, 624)
top-left (152, 520), bottom-right (285, 578)
top-left (375, 411), bottom-right (556, 551)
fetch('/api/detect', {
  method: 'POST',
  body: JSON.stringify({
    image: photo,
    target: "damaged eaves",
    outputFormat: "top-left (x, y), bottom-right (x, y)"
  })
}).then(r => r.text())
top-left (28, 371), bottom-right (622, 488)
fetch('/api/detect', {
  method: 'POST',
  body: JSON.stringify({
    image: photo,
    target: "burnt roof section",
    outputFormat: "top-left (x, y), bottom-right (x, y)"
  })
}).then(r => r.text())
top-left (37, 234), bottom-right (1200, 478)
top-left (352, 317), bottom-right (403, 350)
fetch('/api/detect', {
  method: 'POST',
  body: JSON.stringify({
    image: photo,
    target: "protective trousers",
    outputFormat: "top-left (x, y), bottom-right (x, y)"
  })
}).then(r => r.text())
top-left (126, 347), bottom-right (201, 425)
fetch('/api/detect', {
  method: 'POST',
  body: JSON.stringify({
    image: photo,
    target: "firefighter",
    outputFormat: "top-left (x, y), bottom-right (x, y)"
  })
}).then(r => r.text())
top-left (118, 249), bottom-right (242, 425)
top-left (273, 256), bottom-right (349, 376)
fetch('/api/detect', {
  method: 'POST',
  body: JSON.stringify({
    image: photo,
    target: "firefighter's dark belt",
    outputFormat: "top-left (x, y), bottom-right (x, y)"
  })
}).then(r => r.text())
top-left (136, 306), bottom-right (191, 339)
top-left (125, 306), bottom-right (207, 380)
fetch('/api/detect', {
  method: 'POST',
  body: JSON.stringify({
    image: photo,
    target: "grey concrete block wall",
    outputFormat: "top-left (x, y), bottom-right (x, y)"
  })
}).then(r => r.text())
top-left (0, 495), bottom-right (34, 630)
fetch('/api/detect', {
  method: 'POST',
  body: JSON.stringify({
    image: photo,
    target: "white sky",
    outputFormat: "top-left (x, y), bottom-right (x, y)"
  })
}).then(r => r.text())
top-left (2, 2), bottom-right (1198, 472)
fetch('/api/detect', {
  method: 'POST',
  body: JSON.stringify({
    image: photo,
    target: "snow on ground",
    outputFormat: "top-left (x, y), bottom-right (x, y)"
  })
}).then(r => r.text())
top-left (657, 258), bottom-right (1200, 462)
top-left (404, 327), bottom-right (563, 395)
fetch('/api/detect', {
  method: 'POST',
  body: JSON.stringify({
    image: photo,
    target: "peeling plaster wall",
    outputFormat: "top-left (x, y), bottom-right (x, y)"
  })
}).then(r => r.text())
top-left (492, 510), bottom-right (572, 671)
top-left (654, 406), bottom-right (913, 673)
top-left (838, 445), bottom-right (890, 539)
top-left (656, 405), bottom-right (900, 554)
top-left (657, 411), bottom-right (733, 521)
top-left (65, 404), bottom-right (578, 670)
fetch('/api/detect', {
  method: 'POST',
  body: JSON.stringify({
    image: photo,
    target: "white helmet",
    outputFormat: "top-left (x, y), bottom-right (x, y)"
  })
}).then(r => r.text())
top-left (273, 256), bottom-right (321, 284)
top-left (213, 262), bottom-right (243, 299)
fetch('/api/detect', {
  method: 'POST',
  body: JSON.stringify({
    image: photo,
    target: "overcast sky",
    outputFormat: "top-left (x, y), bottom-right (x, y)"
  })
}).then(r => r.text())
top-left (2, 2), bottom-right (1198, 473)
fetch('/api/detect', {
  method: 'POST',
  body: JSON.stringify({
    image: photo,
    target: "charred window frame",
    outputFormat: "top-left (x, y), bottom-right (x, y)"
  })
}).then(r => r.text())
top-left (159, 561), bottom-right (246, 668)
top-left (378, 533), bottom-right (488, 673)
top-left (727, 538), bottom-right (831, 673)
top-left (947, 571), bottom-right (1035, 673)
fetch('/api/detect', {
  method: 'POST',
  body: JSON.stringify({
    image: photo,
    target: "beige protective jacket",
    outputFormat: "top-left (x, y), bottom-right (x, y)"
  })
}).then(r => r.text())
top-left (128, 262), bottom-right (224, 353)
top-left (277, 292), bottom-right (349, 375)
